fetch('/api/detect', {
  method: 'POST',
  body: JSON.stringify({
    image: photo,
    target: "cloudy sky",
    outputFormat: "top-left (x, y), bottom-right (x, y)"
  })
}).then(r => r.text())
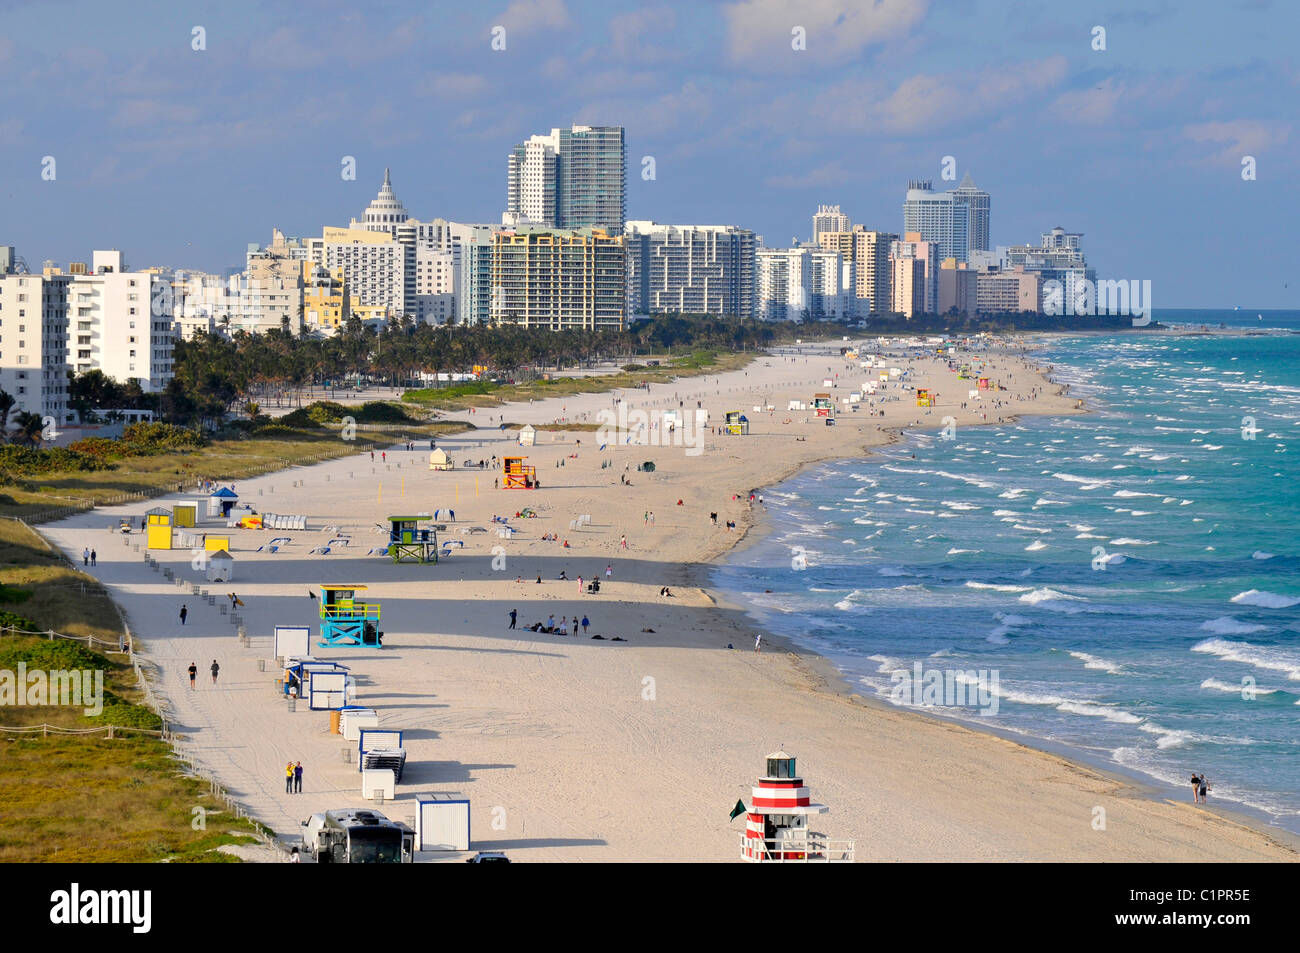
top-left (1, 0), bottom-right (1295, 307)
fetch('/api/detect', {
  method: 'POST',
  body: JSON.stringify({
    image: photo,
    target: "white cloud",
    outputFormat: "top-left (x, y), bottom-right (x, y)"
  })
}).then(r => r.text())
top-left (499, 0), bottom-right (571, 35)
top-left (725, 0), bottom-right (928, 62)
top-left (1183, 119), bottom-right (1291, 166)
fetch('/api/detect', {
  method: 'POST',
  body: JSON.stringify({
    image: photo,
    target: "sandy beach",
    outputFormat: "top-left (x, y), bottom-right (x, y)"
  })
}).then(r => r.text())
top-left (40, 339), bottom-right (1299, 862)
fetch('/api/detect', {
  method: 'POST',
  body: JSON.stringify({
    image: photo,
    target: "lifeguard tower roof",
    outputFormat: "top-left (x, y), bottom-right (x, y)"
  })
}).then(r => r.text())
top-left (210, 487), bottom-right (238, 498)
top-left (321, 584), bottom-right (368, 592)
top-left (387, 515), bottom-right (431, 522)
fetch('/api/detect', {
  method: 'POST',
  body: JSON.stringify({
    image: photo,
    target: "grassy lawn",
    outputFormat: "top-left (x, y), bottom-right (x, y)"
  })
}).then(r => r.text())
top-left (0, 519), bottom-right (263, 862)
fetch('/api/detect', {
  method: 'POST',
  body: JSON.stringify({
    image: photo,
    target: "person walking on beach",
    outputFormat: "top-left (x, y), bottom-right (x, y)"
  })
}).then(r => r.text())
top-left (1199, 773), bottom-right (1209, 804)
top-left (370, 450), bottom-right (374, 462)
top-left (508, 609), bottom-right (517, 630)
top-left (1190, 773), bottom-right (1202, 803)
top-left (606, 564), bottom-right (613, 578)
top-left (188, 662), bottom-right (197, 688)
top-left (578, 575), bottom-right (583, 593)
top-left (559, 617), bottom-right (569, 637)
top-left (286, 762), bottom-right (295, 793)
top-left (294, 762), bottom-right (303, 793)
top-left (179, 604), bottom-right (188, 625)
top-left (620, 535), bottom-right (628, 550)
top-left (754, 633), bottom-right (762, 653)
top-left (83, 547), bottom-right (90, 566)
top-left (210, 660), bottom-right (220, 685)
top-left (90, 549), bottom-right (97, 566)
top-left (581, 614), bottom-right (589, 635)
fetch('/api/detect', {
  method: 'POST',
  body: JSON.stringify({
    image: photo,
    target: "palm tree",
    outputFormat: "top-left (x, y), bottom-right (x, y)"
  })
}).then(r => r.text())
top-left (0, 389), bottom-right (14, 443)
top-left (12, 411), bottom-right (45, 447)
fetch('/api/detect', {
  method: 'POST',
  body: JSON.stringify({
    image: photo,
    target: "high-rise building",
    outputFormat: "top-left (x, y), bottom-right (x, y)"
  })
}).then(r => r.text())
top-left (756, 247), bottom-right (814, 322)
top-left (819, 227), bottom-right (895, 314)
top-left (903, 180), bottom-right (970, 264)
top-left (889, 232), bottom-right (939, 315)
top-left (811, 205), bottom-right (850, 245)
top-left (890, 257), bottom-right (927, 317)
top-left (1002, 226), bottom-right (1094, 312)
top-left (507, 125), bottom-right (626, 234)
top-left (809, 248), bottom-right (856, 320)
top-left (451, 222), bottom-right (499, 327)
top-left (62, 251), bottom-right (174, 392)
top-left (313, 226), bottom-right (412, 321)
top-left (952, 174), bottom-right (991, 253)
top-left (624, 221), bottom-right (756, 318)
top-left (975, 266), bottom-right (1040, 313)
top-left (938, 259), bottom-right (976, 317)
top-left (0, 259), bottom-right (70, 423)
top-left (490, 226), bottom-right (626, 331)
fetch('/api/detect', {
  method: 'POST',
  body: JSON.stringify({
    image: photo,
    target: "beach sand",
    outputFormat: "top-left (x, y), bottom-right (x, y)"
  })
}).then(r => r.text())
top-left (41, 341), bottom-right (1298, 861)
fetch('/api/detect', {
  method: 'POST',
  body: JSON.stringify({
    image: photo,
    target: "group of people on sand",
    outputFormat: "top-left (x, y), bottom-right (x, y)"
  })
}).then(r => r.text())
top-left (515, 612), bottom-right (591, 637)
top-left (285, 761), bottom-right (304, 793)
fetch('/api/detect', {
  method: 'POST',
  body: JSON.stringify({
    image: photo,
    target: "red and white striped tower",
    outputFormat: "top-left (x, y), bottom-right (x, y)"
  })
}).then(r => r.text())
top-left (740, 751), bottom-right (829, 862)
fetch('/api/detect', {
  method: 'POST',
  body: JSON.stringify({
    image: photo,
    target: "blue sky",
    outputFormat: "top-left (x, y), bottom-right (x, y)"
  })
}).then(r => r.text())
top-left (1, 0), bottom-right (1295, 306)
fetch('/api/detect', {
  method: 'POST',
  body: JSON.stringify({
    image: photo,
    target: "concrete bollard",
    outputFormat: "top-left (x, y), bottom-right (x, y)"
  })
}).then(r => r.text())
top-left (342, 746), bottom-right (351, 763)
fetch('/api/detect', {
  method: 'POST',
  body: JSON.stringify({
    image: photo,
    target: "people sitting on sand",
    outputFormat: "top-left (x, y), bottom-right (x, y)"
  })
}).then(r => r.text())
top-left (660, 586), bottom-right (674, 598)
top-left (559, 570), bottom-right (568, 580)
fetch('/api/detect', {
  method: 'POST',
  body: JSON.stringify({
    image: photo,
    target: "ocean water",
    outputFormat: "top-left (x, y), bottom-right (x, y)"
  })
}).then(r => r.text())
top-left (716, 313), bottom-right (1300, 833)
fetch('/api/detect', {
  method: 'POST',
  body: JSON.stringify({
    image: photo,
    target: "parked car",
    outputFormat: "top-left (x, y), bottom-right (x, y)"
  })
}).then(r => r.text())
top-left (466, 852), bottom-right (511, 864)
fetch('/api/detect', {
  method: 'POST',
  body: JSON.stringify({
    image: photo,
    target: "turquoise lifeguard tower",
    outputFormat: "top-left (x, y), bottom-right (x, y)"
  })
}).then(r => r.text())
top-left (388, 515), bottom-right (437, 564)
top-left (317, 584), bottom-right (383, 648)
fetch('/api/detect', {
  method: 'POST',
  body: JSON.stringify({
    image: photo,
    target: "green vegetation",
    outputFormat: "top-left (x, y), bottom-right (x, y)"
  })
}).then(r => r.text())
top-left (0, 519), bottom-right (261, 861)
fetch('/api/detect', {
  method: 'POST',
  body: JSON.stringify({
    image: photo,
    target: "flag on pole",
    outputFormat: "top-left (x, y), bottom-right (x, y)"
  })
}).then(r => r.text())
top-left (729, 799), bottom-right (747, 821)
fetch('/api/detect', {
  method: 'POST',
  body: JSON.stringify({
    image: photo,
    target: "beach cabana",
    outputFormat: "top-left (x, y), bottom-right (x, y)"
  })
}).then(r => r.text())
top-left (204, 549), bottom-right (234, 583)
top-left (145, 507), bottom-right (173, 550)
top-left (208, 487), bottom-right (239, 518)
top-left (517, 424), bottom-right (536, 447)
top-left (173, 502), bottom-right (198, 528)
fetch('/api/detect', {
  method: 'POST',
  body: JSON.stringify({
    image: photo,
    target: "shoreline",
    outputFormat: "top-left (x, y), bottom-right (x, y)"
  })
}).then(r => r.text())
top-left (34, 334), bottom-right (1300, 861)
top-left (698, 332), bottom-right (1300, 848)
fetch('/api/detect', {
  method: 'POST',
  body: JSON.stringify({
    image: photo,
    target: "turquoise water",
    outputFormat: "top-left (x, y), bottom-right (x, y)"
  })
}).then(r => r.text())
top-left (717, 313), bottom-right (1300, 832)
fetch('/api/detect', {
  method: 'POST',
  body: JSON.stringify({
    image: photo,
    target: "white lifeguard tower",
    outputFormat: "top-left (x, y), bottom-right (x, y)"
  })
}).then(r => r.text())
top-left (737, 752), bottom-right (854, 863)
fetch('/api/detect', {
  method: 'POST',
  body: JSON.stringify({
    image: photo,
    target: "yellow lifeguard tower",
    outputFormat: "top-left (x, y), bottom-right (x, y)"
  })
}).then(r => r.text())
top-left (724, 411), bottom-right (749, 435)
top-left (145, 508), bottom-right (173, 550)
top-left (502, 456), bottom-right (537, 489)
top-left (916, 388), bottom-right (933, 407)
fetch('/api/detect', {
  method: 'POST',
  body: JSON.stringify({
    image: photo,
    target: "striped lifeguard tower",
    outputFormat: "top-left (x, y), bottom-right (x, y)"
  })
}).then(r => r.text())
top-left (738, 752), bottom-right (854, 863)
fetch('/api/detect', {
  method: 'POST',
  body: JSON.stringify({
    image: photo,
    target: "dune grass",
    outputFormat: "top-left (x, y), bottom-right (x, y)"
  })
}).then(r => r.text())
top-left (0, 519), bottom-right (262, 862)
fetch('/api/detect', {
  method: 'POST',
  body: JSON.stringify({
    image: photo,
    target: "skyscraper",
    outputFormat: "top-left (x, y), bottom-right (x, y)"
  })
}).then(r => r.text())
top-left (952, 173), bottom-right (991, 253)
top-left (902, 180), bottom-right (969, 263)
top-left (624, 221), bottom-right (756, 318)
top-left (506, 125), bottom-right (626, 234)
top-left (812, 205), bottom-right (850, 244)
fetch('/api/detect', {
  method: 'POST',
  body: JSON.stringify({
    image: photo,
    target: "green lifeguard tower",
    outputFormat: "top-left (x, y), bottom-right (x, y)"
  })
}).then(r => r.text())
top-left (388, 515), bottom-right (437, 564)
top-left (318, 584), bottom-right (383, 648)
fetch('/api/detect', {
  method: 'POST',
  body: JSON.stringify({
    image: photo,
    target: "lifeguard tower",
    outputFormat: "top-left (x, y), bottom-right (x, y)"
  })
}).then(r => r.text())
top-left (317, 585), bottom-right (383, 648)
top-left (724, 411), bottom-right (749, 436)
top-left (145, 507), bottom-right (173, 550)
top-left (977, 377), bottom-right (990, 390)
top-left (502, 456), bottom-right (537, 489)
top-left (428, 448), bottom-right (453, 471)
top-left (737, 752), bottom-right (854, 863)
top-left (387, 515), bottom-right (437, 564)
top-left (812, 393), bottom-right (833, 417)
top-left (916, 388), bottom-right (933, 407)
